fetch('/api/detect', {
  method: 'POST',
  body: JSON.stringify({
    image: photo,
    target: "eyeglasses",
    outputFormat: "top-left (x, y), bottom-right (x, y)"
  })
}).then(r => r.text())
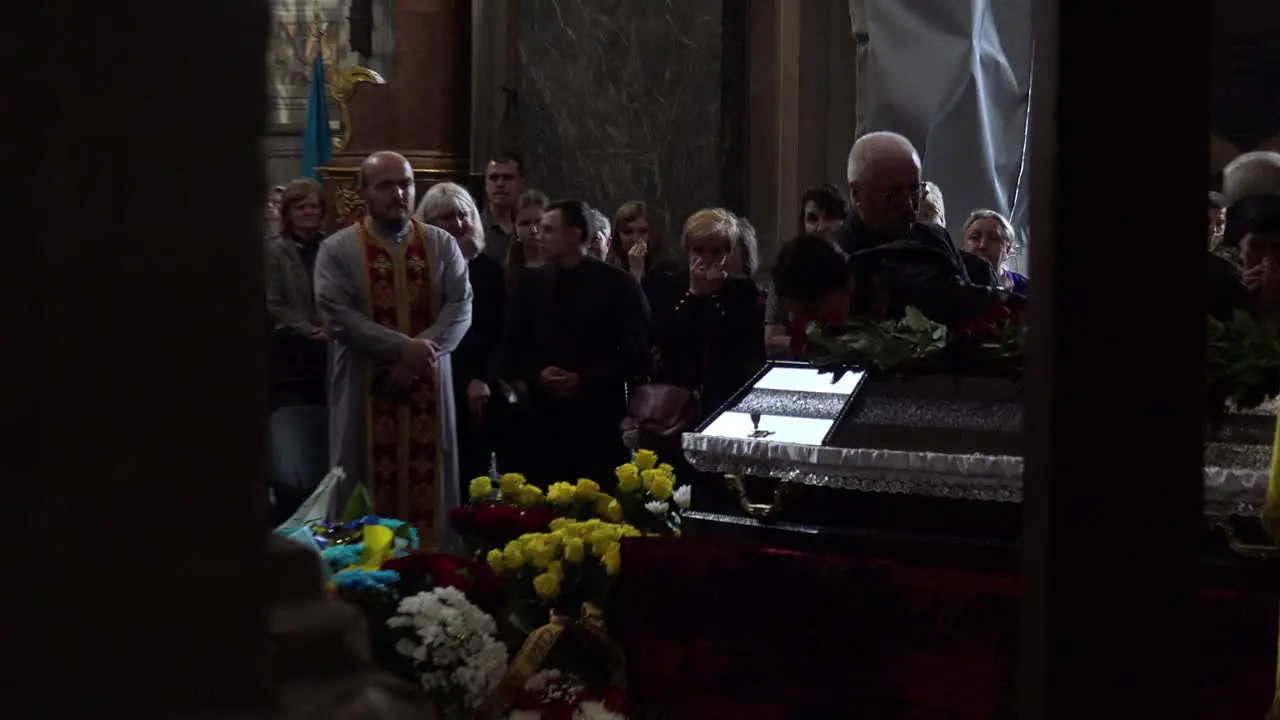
top-left (871, 184), bottom-right (923, 204)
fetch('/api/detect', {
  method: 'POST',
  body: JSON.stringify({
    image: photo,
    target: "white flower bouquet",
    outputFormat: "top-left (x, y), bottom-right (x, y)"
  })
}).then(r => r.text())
top-left (386, 586), bottom-right (509, 712)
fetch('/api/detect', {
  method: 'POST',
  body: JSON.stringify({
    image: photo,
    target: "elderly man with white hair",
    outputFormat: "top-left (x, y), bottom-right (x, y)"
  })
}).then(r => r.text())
top-left (1222, 150), bottom-right (1280, 205)
top-left (1217, 151), bottom-right (1280, 318)
top-left (837, 132), bottom-right (990, 280)
top-left (787, 131), bottom-right (1007, 327)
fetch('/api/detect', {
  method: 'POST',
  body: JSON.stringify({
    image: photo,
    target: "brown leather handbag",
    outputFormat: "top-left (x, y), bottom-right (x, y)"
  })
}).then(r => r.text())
top-left (619, 383), bottom-right (699, 450)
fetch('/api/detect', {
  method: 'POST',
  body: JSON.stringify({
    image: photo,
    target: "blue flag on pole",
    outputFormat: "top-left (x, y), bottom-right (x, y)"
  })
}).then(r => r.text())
top-left (301, 51), bottom-right (332, 179)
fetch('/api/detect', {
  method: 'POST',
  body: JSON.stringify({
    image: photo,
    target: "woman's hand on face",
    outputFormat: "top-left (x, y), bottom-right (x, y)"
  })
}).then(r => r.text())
top-left (627, 241), bottom-right (647, 276)
top-left (689, 257), bottom-right (726, 296)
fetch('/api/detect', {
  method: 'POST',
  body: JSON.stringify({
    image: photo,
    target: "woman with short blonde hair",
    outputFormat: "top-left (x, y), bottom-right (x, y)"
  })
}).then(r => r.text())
top-left (415, 181), bottom-right (508, 483)
top-left (414, 182), bottom-right (485, 257)
top-left (681, 207), bottom-right (739, 253)
top-left (919, 181), bottom-right (946, 227)
top-left (645, 207), bottom-right (764, 443)
top-left (728, 215), bottom-right (759, 279)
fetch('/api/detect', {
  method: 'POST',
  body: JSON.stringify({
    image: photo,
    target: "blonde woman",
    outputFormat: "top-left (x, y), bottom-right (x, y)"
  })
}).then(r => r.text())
top-left (416, 182), bottom-right (508, 481)
top-left (728, 214), bottom-right (760, 280)
top-left (919, 181), bottom-right (946, 227)
top-left (415, 182), bottom-right (485, 258)
top-left (649, 208), bottom-right (766, 423)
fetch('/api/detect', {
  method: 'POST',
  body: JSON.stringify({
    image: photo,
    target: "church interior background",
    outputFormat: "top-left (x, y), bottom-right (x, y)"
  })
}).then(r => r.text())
top-left (9, 0), bottom-right (1280, 716)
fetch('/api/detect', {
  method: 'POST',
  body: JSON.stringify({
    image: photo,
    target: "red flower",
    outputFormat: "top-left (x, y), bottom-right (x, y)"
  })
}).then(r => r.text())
top-left (449, 502), bottom-right (557, 545)
top-left (380, 551), bottom-right (506, 611)
top-left (789, 314), bottom-right (814, 355)
top-left (381, 552), bottom-right (469, 592)
top-left (382, 551), bottom-right (467, 577)
top-left (600, 687), bottom-right (627, 713)
top-left (465, 560), bottom-right (505, 612)
top-left (447, 503), bottom-right (485, 535)
top-left (955, 298), bottom-right (1014, 337)
top-left (956, 320), bottom-right (998, 337)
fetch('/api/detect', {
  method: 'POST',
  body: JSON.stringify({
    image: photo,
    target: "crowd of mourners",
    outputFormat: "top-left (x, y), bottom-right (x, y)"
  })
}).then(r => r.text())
top-left (262, 130), bottom-right (1040, 522)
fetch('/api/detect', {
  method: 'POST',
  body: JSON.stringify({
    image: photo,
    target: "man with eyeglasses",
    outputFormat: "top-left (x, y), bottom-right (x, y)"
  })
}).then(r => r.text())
top-left (827, 131), bottom-right (1005, 326)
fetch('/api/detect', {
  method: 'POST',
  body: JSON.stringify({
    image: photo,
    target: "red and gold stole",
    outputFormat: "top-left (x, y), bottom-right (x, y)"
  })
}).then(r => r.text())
top-left (356, 220), bottom-right (441, 543)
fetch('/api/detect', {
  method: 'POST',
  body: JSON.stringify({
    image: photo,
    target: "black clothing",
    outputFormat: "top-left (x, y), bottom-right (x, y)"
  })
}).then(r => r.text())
top-left (610, 254), bottom-right (678, 312)
top-left (959, 250), bottom-right (1000, 288)
top-left (453, 253), bottom-right (508, 482)
top-left (835, 214), bottom-right (1006, 327)
top-left (454, 253), bottom-right (507, 386)
top-left (291, 231), bottom-right (322, 280)
top-left (649, 274), bottom-right (766, 420)
top-left (505, 258), bottom-right (652, 488)
top-left (639, 266), bottom-right (677, 315)
top-left (648, 274), bottom-right (766, 504)
top-left (1207, 252), bottom-right (1252, 321)
top-left (833, 213), bottom-right (969, 279)
top-left (268, 329), bottom-right (327, 410)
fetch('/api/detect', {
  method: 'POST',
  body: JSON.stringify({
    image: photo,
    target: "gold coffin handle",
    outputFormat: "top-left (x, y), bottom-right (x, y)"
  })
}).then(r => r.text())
top-left (1207, 514), bottom-right (1280, 560)
top-left (725, 474), bottom-right (791, 520)
top-left (329, 66), bottom-right (387, 151)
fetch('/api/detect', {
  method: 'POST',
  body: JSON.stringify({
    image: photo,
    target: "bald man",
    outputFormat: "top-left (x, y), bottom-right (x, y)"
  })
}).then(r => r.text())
top-left (314, 151), bottom-right (474, 543)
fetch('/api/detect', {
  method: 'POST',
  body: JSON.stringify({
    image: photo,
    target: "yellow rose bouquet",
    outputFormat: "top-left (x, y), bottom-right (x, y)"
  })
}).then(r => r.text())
top-left (454, 450), bottom-right (687, 559)
top-left (484, 518), bottom-right (638, 621)
top-left (467, 472), bottom-right (547, 508)
top-left (609, 449), bottom-right (690, 536)
top-left (450, 473), bottom-right (560, 555)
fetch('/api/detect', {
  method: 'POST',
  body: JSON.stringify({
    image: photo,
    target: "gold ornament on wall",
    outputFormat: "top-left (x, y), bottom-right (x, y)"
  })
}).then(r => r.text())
top-left (330, 66), bottom-right (386, 151)
top-left (333, 185), bottom-right (364, 226)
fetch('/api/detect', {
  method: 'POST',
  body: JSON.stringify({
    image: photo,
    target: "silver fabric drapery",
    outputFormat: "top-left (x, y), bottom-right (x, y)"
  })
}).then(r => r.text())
top-left (850, 0), bottom-right (1033, 273)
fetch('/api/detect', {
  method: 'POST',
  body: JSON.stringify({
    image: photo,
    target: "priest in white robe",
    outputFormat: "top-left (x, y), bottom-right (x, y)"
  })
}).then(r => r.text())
top-left (314, 151), bottom-right (473, 544)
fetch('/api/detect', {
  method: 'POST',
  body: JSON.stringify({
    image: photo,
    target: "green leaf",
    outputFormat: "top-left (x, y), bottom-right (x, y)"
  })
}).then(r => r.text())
top-left (901, 306), bottom-right (932, 332)
top-left (341, 483), bottom-right (374, 523)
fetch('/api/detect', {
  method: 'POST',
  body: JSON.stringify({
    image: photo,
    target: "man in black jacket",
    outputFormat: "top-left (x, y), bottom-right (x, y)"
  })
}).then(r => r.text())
top-left (503, 199), bottom-right (652, 488)
top-left (830, 131), bottom-right (1008, 327)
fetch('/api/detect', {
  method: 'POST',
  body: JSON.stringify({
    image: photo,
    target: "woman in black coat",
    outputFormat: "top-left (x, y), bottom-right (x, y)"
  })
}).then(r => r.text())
top-left (416, 182), bottom-right (509, 483)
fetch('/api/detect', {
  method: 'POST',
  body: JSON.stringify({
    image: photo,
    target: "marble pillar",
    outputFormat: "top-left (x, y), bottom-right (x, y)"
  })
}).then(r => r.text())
top-left (5, 0), bottom-right (272, 714)
top-left (471, 0), bottom-right (521, 174)
top-left (517, 0), bottom-right (746, 246)
top-left (324, 0), bottom-right (474, 227)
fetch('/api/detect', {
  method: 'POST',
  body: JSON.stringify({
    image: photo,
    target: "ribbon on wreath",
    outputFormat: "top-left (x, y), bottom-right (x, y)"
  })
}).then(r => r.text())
top-left (475, 602), bottom-right (622, 720)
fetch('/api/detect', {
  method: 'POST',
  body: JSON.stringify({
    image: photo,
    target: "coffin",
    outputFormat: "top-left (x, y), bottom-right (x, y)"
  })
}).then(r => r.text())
top-left (681, 361), bottom-right (1275, 576)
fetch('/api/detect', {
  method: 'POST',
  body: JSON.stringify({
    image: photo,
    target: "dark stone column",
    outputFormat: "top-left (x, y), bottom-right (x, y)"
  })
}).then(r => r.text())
top-left (4, 1), bottom-right (272, 714)
top-left (518, 0), bottom-right (730, 241)
top-left (1019, 0), bottom-right (1207, 717)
